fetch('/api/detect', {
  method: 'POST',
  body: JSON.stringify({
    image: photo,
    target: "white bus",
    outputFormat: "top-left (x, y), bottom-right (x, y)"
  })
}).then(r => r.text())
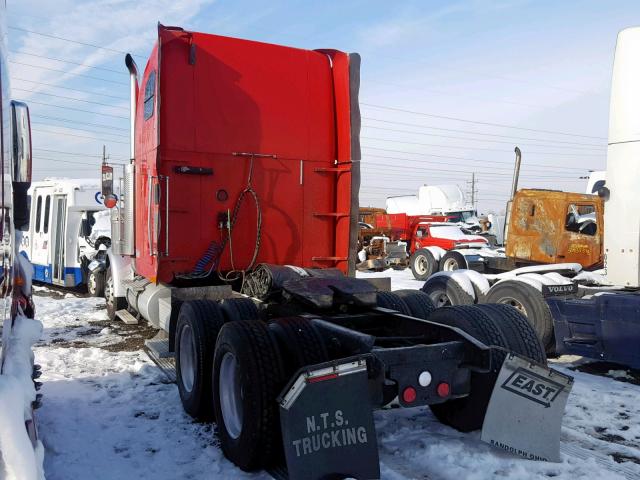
top-left (19, 178), bottom-right (111, 295)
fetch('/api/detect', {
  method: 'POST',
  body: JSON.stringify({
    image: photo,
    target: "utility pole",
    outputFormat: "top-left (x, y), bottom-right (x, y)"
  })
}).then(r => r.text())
top-left (467, 172), bottom-right (477, 209)
top-left (102, 144), bottom-right (109, 165)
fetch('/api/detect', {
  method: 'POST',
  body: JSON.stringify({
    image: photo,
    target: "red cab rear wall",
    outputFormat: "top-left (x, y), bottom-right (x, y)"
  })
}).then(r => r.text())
top-left (133, 26), bottom-right (357, 283)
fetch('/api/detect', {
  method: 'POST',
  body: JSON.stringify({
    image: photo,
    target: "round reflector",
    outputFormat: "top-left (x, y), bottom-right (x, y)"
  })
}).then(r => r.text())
top-left (402, 386), bottom-right (417, 404)
top-left (104, 195), bottom-right (117, 209)
top-left (418, 371), bottom-right (432, 387)
top-left (436, 382), bottom-right (450, 398)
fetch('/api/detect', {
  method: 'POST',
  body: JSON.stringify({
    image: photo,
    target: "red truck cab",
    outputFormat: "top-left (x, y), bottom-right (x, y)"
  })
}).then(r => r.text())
top-left (410, 223), bottom-right (488, 254)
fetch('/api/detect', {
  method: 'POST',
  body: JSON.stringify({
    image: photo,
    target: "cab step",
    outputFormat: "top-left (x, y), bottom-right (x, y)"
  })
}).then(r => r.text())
top-left (144, 337), bottom-right (176, 383)
top-left (115, 309), bottom-right (138, 325)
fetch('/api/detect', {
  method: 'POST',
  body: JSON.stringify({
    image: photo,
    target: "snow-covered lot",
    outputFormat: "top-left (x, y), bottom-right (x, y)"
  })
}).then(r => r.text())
top-left (33, 271), bottom-right (640, 479)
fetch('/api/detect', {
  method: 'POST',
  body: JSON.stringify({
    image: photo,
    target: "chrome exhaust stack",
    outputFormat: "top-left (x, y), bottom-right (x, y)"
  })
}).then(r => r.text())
top-left (112, 53), bottom-right (139, 257)
top-left (503, 146), bottom-right (522, 245)
top-left (125, 53), bottom-right (138, 161)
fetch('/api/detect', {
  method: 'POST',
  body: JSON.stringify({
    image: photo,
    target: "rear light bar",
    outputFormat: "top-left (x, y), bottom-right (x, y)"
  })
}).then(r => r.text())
top-left (280, 359), bottom-right (368, 410)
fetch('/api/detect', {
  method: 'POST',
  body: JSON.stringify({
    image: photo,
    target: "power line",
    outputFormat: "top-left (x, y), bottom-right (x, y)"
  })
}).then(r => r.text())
top-left (34, 156), bottom-right (126, 166)
top-left (32, 127), bottom-right (129, 144)
top-left (362, 117), bottom-right (605, 148)
top-left (361, 103), bottom-right (606, 140)
top-left (13, 88), bottom-right (127, 110)
top-left (361, 145), bottom-right (596, 172)
top-left (31, 115), bottom-right (129, 132)
top-left (361, 136), bottom-right (605, 158)
top-left (13, 77), bottom-right (128, 101)
top-left (9, 60), bottom-right (128, 85)
top-left (8, 26), bottom-right (146, 59)
top-left (10, 51), bottom-right (125, 74)
top-left (361, 155), bottom-right (583, 179)
top-left (26, 100), bottom-right (128, 119)
top-left (33, 147), bottom-right (128, 160)
top-left (31, 122), bottom-right (128, 139)
top-left (362, 124), bottom-right (603, 151)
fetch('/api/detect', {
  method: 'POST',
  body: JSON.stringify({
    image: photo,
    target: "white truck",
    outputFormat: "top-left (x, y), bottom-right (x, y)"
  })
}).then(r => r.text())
top-left (0, 5), bottom-right (44, 478)
top-left (19, 179), bottom-right (111, 296)
top-left (386, 184), bottom-right (477, 222)
top-left (419, 27), bottom-right (640, 369)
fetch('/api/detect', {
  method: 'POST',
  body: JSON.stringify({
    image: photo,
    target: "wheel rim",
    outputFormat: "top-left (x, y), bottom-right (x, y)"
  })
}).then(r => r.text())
top-left (219, 352), bottom-right (243, 439)
top-left (500, 297), bottom-right (527, 316)
top-left (430, 290), bottom-right (451, 308)
top-left (414, 254), bottom-right (428, 275)
top-left (105, 274), bottom-right (113, 307)
top-left (88, 273), bottom-right (97, 294)
top-left (179, 325), bottom-right (196, 393)
top-left (442, 258), bottom-right (459, 271)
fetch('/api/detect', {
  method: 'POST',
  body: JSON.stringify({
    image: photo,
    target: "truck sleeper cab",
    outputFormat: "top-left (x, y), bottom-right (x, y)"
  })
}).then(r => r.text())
top-left (105, 25), bottom-right (569, 478)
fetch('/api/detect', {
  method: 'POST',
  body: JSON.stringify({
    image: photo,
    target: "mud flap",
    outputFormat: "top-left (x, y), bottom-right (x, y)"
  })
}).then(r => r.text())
top-left (481, 354), bottom-right (573, 462)
top-left (278, 358), bottom-right (380, 480)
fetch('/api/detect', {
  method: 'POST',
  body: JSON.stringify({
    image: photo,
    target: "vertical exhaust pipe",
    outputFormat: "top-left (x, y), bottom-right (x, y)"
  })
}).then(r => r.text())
top-left (125, 54), bottom-right (139, 161)
top-left (113, 53), bottom-right (139, 257)
top-left (510, 146), bottom-right (522, 200)
top-left (504, 146), bottom-right (521, 245)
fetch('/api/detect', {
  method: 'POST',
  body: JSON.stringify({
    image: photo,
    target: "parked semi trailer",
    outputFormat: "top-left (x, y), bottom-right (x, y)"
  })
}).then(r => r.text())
top-left (19, 179), bottom-right (110, 296)
top-left (420, 27), bottom-right (640, 369)
top-left (102, 24), bottom-right (572, 478)
top-left (0, 6), bottom-right (43, 478)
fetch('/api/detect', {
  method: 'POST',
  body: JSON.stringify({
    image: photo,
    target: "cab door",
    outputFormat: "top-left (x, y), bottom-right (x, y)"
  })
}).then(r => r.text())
top-left (51, 194), bottom-right (68, 285)
top-left (30, 188), bottom-right (52, 282)
top-left (558, 201), bottom-right (602, 268)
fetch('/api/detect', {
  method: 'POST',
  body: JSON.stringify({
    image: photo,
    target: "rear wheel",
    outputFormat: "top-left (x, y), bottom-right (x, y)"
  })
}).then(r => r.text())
top-left (439, 251), bottom-right (468, 271)
top-left (376, 291), bottom-right (412, 315)
top-left (421, 274), bottom-right (475, 308)
top-left (220, 298), bottom-right (261, 323)
top-left (485, 280), bottom-right (554, 352)
top-left (429, 305), bottom-right (547, 432)
top-left (473, 304), bottom-right (546, 362)
top-left (213, 320), bottom-right (285, 471)
top-left (175, 300), bottom-right (226, 420)
top-left (104, 267), bottom-right (126, 321)
top-left (271, 316), bottom-right (330, 374)
top-left (428, 306), bottom-right (508, 432)
top-left (409, 248), bottom-right (438, 280)
top-left (87, 270), bottom-right (105, 297)
top-left (394, 289), bottom-right (436, 319)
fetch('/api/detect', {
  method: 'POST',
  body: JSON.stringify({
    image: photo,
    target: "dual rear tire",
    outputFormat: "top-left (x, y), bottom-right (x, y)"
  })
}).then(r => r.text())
top-left (428, 304), bottom-right (546, 432)
top-left (175, 299), bottom-right (328, 471)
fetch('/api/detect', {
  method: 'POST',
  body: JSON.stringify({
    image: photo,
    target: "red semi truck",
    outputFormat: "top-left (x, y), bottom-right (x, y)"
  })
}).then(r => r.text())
top-left (359, 211), bottom-right (489, 274)
top-left (99, 24), bottom-right (570, 478)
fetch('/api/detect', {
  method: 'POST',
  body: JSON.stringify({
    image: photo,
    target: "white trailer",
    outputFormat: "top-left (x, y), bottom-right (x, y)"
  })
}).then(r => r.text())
top-left (19, 179), bottom-right (110, 294)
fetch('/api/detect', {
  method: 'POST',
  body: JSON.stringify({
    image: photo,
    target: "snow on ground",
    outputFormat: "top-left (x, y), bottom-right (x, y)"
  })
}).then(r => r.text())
top-left (31, 272), bottom-right (640, 479)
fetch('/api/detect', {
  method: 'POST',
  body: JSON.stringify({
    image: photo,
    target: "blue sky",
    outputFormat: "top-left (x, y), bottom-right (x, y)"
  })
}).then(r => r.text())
top-left (6, 0), bottom-right (640, 212)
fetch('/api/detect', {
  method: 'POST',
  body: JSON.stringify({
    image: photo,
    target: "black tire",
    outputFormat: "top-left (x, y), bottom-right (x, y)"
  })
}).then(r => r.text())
top-left (104, 267), bottom-right (126, 321)
top-left (394, 289), bottom-right (436, 319)
top-left (220, 298), bottom-right (261, 323)
top-left (175, 300), bottom-right (226, 420)
top-left (421, 274), bottom-right (475, 308)
top-left (270, 316), bottom-right (329, 375)
top-left (428, 305), bottom-right (509, 432)
top-left (87, 270), bottom-right (105, 297)
top-left (439, 251), bottom-right (468, 272)
top-left (409, 248), bottom-right (439, 281)
top-left (485, 280), bottom-right (554, 352)
top-left (376, 291), bottom-right (412, 315)
top-left (213, 320), bottom-right (286, 471)
top-left (473, 304), bottom-right (546, 363)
